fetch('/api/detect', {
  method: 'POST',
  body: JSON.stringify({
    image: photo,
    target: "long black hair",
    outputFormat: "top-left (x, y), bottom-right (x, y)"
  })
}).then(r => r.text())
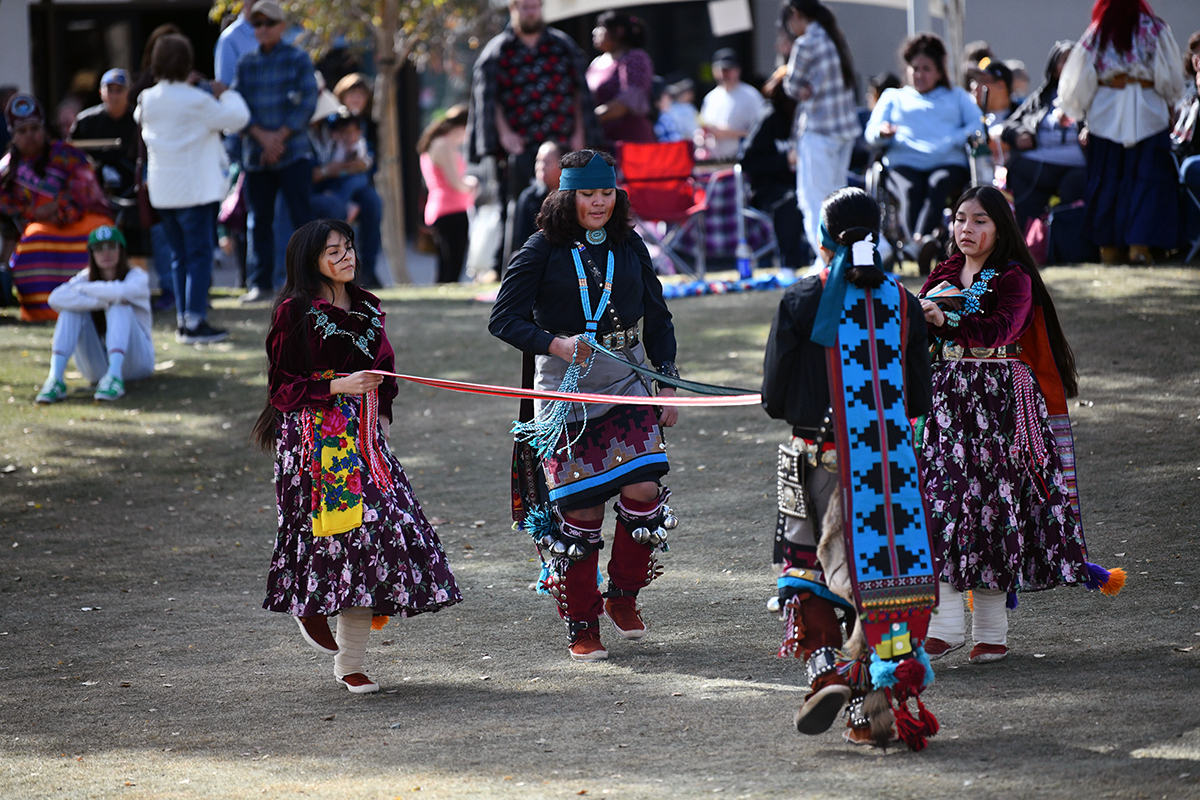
top-left (821, 186), bottom-right (884, 289)
top-left (595, 10), bottom-right (646, 49)
top-left (535, 150), bottom-right (632, 247)
top-left (948, 185), bottom-right (1078, 397)
top-left (787, 0), bottom-right (857, 94)
top-left (250, 219), bottom-right (359, 449)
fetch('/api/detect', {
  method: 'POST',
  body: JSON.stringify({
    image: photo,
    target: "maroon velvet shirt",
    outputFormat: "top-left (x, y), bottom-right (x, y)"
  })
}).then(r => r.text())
top-left (920, 256), bottom-right (1034, 348)
top-left (266, 287), bottom-right (398, 421)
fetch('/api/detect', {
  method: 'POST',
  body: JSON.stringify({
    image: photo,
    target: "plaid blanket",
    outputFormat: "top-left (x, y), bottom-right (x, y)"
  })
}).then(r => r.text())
top-left (676, 169), bottom-right (774, 257)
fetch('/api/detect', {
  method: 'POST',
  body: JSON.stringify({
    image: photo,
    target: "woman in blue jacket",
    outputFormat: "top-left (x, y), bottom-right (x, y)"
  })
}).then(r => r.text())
top-left (865, 34), bottom-right (983, 267)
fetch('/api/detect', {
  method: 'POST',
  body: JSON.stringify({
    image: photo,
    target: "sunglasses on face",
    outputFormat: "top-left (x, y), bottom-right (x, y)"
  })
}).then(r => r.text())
top-left (251, 18), bottom-right (280, 28)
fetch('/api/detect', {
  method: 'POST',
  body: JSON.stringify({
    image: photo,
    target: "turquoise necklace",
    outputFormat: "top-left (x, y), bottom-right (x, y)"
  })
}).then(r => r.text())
top-left (308, 302), bottom-right (382, 357)
top-left (961, 268), bottom-right (996, 316)
top-left (570, 241), bottom-right (614, 338)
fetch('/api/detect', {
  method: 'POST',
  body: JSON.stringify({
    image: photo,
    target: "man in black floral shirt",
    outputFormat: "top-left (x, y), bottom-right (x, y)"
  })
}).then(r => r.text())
top-left (467, 0), bottom-right (601, 272)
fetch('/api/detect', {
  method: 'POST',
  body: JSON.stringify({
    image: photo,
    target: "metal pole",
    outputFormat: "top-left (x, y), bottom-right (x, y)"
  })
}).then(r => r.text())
top-left (907, 0), bottom-right (932, 35)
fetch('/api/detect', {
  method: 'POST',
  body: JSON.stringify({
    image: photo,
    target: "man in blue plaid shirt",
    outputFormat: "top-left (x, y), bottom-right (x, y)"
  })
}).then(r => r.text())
top-left (233, 0), bottom-right (318, 302)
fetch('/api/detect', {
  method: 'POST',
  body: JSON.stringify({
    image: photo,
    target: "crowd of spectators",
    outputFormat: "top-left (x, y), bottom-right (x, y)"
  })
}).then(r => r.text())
top-left (3, 0), bottom-right (1199, 344)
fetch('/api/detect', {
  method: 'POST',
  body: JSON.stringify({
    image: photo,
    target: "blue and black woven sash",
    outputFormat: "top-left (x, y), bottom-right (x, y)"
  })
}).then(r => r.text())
top-left (825, 278), bottom-right (937, 620)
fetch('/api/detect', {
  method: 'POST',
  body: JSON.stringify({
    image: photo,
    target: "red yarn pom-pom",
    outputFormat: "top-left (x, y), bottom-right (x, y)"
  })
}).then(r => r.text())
top-left (894, 658), bottom-right (926, 694)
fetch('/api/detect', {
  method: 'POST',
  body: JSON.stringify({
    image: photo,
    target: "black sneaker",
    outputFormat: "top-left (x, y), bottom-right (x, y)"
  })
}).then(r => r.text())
top-left (177, 321), bottom-right (229, 345)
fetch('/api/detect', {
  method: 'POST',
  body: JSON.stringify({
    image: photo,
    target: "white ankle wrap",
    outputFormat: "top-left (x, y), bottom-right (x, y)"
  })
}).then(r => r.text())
top-left (927, 581), bottom-right (966, 644)
top-left (970, 588), bottom-right (1009, 646)
top-left (333, 607), bottom-right (373, 678)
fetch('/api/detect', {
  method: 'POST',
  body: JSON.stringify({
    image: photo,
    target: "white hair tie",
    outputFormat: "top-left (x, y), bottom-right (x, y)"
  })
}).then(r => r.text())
top-left (850, 234), bottom-right (875, 267)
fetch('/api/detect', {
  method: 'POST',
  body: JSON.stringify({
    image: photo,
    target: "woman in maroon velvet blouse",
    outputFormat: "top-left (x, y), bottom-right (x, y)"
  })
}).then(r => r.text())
top-left (587, 11), bottom-right (656, 144)
top-left (251, 219), bottom-right (461, 694)
top-left (916, 186), bottom-right (1089, 666)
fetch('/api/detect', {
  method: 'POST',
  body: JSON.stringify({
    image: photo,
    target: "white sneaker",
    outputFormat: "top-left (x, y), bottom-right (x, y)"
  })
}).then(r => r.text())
top-left (94, 374), bottom-right (125, 402)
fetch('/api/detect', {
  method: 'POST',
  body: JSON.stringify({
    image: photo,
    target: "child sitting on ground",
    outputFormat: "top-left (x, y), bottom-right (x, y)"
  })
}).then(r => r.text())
top-left (35, 224), bottom-right (154, 403)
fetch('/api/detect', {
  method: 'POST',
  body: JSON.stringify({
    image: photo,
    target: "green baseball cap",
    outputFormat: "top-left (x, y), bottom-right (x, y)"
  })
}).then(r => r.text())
top-left (87, 224), bottom-right (126, 249)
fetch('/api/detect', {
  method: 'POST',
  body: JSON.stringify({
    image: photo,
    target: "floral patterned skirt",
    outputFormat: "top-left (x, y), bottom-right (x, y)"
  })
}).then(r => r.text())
top-left (919, 359), bottom-right (1088, 594)
top-left (263, 405), bottom-right (462, 618)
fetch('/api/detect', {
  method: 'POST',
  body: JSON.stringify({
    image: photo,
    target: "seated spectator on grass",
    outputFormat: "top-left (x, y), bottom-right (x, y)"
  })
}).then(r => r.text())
top-left (968, 57), bottom-right (1019, 128)
top-left (36, 225), bottom-right (153, 404)
top-left (864, 33), bottom-right (982, 268)
top-left (1001, 41), bottom-right (1088, 233)
top-left (70, 69), bottom-right (139, 208)
top-left (513, 140), bottom-right (562, 252)
top-left (1172, 31), bottom-right (1200, 245)
top-left (652, 78), bottom-right (685, 143)
top-left (739, 66), bottom-right (806, 268)
top-left (0, 93), bottom-right (113, 321)
top-left (333, 73), bottom-right (377, 165)
top-left (1007, 60), bottom-right (1031, 102)
top-left (311, 110), bottom-right (383, 286)
top-left (662, 78), bottom-right (699, 144)
top-left (699, 49), bottom-right (765, 160)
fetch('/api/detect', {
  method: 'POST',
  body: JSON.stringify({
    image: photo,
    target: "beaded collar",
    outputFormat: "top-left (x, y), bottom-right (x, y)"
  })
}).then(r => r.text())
top-left (938, 257), bottom-right (997, 327)
top-left (308, 297), bottom-right (383, 357)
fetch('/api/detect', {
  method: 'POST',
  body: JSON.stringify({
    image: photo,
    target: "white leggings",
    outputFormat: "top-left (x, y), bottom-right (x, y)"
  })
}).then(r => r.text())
top-left (52, 306), bottom-right (154, 384)
top-left (333, 607), bottom-right (374, 678)
top-left (927, 581), bottom-right (1008, 646)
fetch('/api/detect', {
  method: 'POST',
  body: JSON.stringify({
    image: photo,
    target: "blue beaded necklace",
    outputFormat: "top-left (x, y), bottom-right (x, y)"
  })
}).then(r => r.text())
top-left (570, 242), bottom-right (614, 338)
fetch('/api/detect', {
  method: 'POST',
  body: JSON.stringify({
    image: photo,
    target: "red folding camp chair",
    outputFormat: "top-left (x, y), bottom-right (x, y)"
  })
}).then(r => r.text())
top-left (615, 141), bottom-right (707, 276)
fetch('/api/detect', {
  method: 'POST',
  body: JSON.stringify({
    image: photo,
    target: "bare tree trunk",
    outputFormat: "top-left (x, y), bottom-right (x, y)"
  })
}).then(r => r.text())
top-left (375, 0), bottom-right (411, 284)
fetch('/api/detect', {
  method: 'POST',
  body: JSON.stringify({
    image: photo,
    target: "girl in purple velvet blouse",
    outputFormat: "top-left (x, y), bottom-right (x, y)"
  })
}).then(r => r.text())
top-left (916, 186), bottom-right (1089, 666)
top-left (251, 219), bottom-right (461, 694)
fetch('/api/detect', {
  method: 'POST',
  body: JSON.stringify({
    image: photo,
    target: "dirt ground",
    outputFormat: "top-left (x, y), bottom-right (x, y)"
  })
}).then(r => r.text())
top-left (1, 265), bottom-right (1198, 800)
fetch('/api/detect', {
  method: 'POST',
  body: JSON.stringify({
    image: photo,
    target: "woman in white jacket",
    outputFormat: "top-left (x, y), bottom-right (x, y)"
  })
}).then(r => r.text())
top-left (136, 32), bottom-right (250, 344)
top-left (36, 225), bottom-right (154, 403)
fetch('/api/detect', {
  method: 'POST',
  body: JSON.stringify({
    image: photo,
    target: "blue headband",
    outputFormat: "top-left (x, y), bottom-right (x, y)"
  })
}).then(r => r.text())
top-left (810, 221), bottom-right (882, 347)
top-left (558, 153), bottom-right (617, 191)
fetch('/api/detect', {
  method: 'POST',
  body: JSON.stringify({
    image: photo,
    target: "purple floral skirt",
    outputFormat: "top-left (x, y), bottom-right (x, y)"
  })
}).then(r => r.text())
top-left (263, 405), bottom-right (462, 618)
top-left (919, 359), bottom-right (1088, 594)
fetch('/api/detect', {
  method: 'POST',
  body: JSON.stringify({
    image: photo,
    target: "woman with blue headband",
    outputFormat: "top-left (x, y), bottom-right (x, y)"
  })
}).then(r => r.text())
top-left (762, 187), bottom-right (937, 748)
top-left (490, 149), bottom-right (679, 663)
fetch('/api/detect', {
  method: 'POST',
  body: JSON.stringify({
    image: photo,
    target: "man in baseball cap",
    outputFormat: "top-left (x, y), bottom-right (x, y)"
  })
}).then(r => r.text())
top-left (700, 47), bottom-right (764, 160)
top-left (968, 56), bottom-right (1017, 123)
top-left (71, 67), bottom-right (138, 198)
top-left (234, 0), bottom-right (319, 303)
top-left (249, 0), bottom-right (286, 24)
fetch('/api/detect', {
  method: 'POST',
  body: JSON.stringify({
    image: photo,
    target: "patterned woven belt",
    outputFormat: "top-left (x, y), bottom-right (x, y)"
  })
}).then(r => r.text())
top-left (936, 342), bottom-right (1021, 362)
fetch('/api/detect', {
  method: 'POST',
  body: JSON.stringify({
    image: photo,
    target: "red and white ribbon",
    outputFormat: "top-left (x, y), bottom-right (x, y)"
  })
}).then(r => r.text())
top-left (361, 369), bottom-right (762, 407)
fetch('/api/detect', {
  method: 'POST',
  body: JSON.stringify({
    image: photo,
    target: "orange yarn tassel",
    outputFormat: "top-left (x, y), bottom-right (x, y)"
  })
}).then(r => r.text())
top-left (1101, 567), bottom-right (1126, 596)
top-left (371, 615), bottom-right (389, 630)
top-left (966, 590), bottom-right (973, 612)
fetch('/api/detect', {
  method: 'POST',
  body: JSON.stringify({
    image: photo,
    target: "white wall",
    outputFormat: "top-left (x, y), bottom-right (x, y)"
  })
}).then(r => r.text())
top-left (0, 0), bottom-right (37, 93)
